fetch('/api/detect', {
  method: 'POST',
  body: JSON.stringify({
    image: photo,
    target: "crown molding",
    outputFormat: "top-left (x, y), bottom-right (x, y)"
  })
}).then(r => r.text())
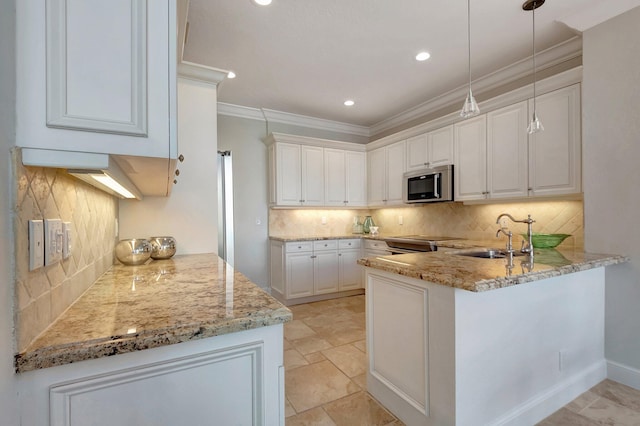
top-left (370, 37), bottom-right (582, 136)
top-left (263, 132), bottom-right (366, 152)
top-left (557, 0), bottom-right (640, 32)
top-left (178, 61), bottom-right (227, 85)
top-left (217, 102), bottom-right (266, 121)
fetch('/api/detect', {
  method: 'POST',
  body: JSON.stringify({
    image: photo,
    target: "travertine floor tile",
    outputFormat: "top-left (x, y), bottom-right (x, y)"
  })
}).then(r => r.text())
top-left (283, 338), bottom-right (293, 350)
top-left (578, 396), bottom-right (640, 426)
top-left (590, 379), bottom-right (640, 411)
top-left (322, 344), bottom-right (367, 378)
top-left (284, 348), bottom-right (309, 370)
top-left (537, 407), bottom-right (600, 425)
top-left (565, 390), bottom-right (600, 413)
top-left (353, 339), bottom-right (367, 353)
top-left (285, 319), bottom-right (317, 340)
top-left (290, 335), bottom-right (334, 355)
top-left (304, 351), bottom-right (326, 364)
top-left (352, 373), bottom-right (367, 390)
top-left (285, 398), bottom-right (296, 418)
top-left (323, 391), bottom-right (397, 426)
top-left (313, 320), bottom-right (366, 346)
top-left (286, 407), bottom-right (336, 426)
top-left (285, 360), bottom-right (359, 413)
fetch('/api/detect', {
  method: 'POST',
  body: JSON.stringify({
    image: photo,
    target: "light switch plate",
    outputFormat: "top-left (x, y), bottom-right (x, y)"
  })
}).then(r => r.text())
top-left (44, 219), bottom-right (63, 266)
top-left (28, 220), bottom-right (44, 270)
top-left (62, 222), bottom-right (72, 259)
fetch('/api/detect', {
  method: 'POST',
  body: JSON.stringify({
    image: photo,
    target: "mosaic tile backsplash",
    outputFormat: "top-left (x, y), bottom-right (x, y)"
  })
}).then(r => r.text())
top-left (13, 150), bottom-right (117, 352)
top-left (269, 199), bottom-right (584, 248)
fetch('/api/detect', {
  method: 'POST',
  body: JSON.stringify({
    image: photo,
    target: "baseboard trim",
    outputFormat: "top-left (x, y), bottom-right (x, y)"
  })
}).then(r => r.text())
top-left (491, 360), bottom-right (607, 426)
top-left (607, 360), bottom-right (640, 390)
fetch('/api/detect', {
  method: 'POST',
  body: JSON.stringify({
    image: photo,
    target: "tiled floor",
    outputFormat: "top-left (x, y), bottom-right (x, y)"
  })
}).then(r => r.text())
top-left (284, 295), bottom-right (640, 426)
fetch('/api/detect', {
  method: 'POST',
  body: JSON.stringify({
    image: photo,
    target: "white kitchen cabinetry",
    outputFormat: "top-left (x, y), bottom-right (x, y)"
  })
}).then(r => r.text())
top-left (406, 125), bottom-right (454, 171)
top-left (528, 84), bottom-right (582, 197)
top-left (338, 239), bottom-right (363, 291)
top-left (368, 140), bottom-right (406, 206)
top-left (268, 143), bottom-right (324, 206)
top-left (270, 239), bottom-right (364, 305)
top-left (20, 325), bottom-right (285, 426)
top-left (325, 149), bottom-right (367, 207)
top-left (454, 115), bottom-right (487, 201)
top-left (16, 0), bottom-right (178, 195)
top-left (487, 101), bottom-right (529, 199)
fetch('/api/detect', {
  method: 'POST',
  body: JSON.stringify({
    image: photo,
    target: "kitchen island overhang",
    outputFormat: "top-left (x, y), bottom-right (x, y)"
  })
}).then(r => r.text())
top-left (359, 248), bottom-right (626, 426)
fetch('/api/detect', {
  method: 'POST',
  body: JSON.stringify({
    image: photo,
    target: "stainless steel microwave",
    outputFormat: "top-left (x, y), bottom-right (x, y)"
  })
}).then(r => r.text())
top-left (403, 165), bottom-right (454, 204)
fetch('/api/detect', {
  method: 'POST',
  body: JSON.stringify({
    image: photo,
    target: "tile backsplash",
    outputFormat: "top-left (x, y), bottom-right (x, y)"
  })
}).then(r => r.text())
top-left (269, 199), bottom-right (584, 248)
top-left (13, 149), bottom-right (117, 351)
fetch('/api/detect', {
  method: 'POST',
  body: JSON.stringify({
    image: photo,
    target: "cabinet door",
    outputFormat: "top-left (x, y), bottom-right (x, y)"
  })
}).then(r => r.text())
top-left (487, 101), bottom-right (528, 199)
top-left (276, 143), bottom-right (302, 206)
top-left (428, 125), bottom-right (454, 167)
top-left (301, 146), bottom-right (324, 205)
top-left (314, 251), bottom-right (340, 294)
top-left (368, 147), bottom-right (386, 205)
top-left (339, 249), bottom-right (362, 291)
top-left (17, 0), bottom-right (175, 159)
top-left (324, 149), bottom-right (347, 206)
top-left (406, 134), bottom-right (429, 171)
top-left (528, 84), bottom-right (582, 196)
top-left (386, 140), bottom-right (407, 204)
top-left (454, 115), bottom-right (487, 201)
top-left (345, 151), bottom-right (367, 206)
top-left (286, 252), bottom-right (314, 299)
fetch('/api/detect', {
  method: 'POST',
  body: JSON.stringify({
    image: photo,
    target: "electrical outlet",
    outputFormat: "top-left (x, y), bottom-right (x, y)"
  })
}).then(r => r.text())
top-left (44, 219), bottom-right (63, 266)
top-left (256, 218), bottom-right (261, 226)
top-left (398, 215), bottom-right (403, 225)
top-left (28, 220), bottom-right (44, 270)
top-left (321, 216), bottom-right (327, 225)
top-left (62, 222), bottom-right (72, 259)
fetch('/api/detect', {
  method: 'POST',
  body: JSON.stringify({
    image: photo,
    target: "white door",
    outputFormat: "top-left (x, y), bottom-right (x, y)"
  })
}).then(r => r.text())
top-left (454, 115), bottom-right (487, 201)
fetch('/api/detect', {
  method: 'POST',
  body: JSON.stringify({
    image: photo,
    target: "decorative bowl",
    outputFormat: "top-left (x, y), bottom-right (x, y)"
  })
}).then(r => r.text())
top-left (521, 233), bottom-right (571, 249)
top-left (149, 236), bottom-right (177, 259)
top-left (115, 239), bottom-right (152, 265)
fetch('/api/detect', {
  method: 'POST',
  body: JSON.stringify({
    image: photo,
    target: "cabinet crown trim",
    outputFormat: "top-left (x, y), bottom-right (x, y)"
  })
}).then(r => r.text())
top-left (264, 132), bottom-right (366, 152)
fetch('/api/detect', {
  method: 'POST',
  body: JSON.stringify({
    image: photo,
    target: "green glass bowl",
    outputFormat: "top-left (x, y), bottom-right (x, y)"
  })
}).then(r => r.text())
top-left (520, 233), bottom-right (571, 249)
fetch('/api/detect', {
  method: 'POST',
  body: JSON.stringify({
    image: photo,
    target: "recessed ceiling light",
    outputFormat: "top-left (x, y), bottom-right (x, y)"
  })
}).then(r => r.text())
top-left (415, 51), bottom-right (431, 61)
top-left (344, 100), bottom-right (355, 106)
top-left (252, 0), bottom-right (272, 5)
top-left (227, 71), bottom-right (236, 79)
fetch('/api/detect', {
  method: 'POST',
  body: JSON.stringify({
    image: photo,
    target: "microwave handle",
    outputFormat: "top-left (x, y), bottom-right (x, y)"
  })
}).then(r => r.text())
top-left (434, 173), bottom-right (440, 198)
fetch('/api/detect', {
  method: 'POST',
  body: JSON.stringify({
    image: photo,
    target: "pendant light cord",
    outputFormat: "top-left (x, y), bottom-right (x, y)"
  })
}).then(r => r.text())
top-left (532, 1), bottom-right (537, 114)
top-left (467, 0), bottom-right (471, 91)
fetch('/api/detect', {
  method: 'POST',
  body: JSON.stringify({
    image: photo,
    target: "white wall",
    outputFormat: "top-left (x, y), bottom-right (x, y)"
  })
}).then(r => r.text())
top-left (583, 6), bottom-right (640, 387)
top-left (119, 78), bottom-right (218, 255)
top-left (0, 0), bottom-right (19, 423)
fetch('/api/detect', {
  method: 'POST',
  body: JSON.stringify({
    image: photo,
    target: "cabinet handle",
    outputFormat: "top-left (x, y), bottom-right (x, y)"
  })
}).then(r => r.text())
top-left (528, 187), bottom-right (533, 191)
top-left (173, 179), bottom-right (177, 184)
top-left (310, 255), bottom-right (317, 259)
top-left (175, 169), bottom-right (180, 176)
top-left (338, 253), bottom-right (342, 256)
top-left (178, 154), bottom-right (185, 162)
top-left (298, 246), bottom-right (302, 249)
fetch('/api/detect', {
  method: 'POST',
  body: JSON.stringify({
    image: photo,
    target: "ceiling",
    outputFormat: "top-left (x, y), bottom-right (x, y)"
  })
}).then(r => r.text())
top-left (181, 1), bottom-right (608, 132)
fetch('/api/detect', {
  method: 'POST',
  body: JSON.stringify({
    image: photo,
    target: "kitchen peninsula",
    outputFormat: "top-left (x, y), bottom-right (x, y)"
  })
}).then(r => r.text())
top-left (16, 254), bottom-right (291, 426)
top-left (358, 248), bottom-right (626, 426)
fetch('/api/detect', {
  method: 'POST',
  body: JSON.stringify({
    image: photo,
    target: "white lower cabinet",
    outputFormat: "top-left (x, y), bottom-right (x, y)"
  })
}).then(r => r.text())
top-left (20, 325), bottom-right (285, 426)
top-left (270, 239), bottom-right (363, 304)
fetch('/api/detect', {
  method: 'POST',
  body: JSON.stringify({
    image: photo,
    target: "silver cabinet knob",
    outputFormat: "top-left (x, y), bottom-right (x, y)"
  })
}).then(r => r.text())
top-left (178, 154), bottom-right (185, 162)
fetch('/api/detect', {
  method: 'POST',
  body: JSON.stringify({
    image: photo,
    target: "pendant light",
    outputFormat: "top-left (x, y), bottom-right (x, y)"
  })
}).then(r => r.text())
top-left (460, 0), bottom-right (480, 118)
top-left (524, 0), bottom-right (544, 134)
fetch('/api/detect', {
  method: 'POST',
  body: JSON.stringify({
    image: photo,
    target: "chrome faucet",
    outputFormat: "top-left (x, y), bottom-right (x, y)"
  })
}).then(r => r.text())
top-left (496, 226), bottom-right (515, 264)
top-left (496, 213), bottom-right (535, 261)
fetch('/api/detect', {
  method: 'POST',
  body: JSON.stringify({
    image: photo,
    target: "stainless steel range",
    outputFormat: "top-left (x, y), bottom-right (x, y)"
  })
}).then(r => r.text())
top-left (383, 235), bottom-right (462, 254)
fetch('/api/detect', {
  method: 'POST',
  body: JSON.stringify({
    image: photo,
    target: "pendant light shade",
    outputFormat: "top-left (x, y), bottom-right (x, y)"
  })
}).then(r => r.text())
top-left (524, 0), bottom-right (545, 134)
top-left (460, 0), bottom-right (479, 118)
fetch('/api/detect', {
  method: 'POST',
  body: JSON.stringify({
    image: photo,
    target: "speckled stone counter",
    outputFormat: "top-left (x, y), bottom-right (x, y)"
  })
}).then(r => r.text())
top-left (269, 234), bottom-right (387, 242)
top-left (15, 254), bottom-right (292, 373)
top-left (358, 248), bottom-right (627, 292)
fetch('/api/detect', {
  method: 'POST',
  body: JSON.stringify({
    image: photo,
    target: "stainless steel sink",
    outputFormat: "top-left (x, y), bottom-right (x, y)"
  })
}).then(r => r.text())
top-left (451, 248), bottom-right (526, 259)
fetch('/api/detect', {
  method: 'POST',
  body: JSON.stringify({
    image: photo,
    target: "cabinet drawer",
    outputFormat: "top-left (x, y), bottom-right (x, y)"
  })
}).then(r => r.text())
top-left (285, 241), bottom-right (313, 253)
top-left (363, 239), bottom-right (388, 250)
top-left (339, 239), bottom-right (361, 250)
top-left (313, 240), bottom-right (338, 251)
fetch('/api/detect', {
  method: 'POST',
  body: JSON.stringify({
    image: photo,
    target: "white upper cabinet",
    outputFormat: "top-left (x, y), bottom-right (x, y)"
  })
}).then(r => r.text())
top-left (301, 146), bottom-right (325, 206)
top-left (528, 84), bottom-right (582, 197)
top-left (368, 141), bottom-right (406, 206)
top-left (274, 143), bottom-right (302, 206)
top-left (16, 0), bottom-right (177, 159)
top-left (487, 101), bottom-right (529, 199)
top-left (325, 149), bottom-right (367, 207)
top-left (406, 126), bottom-right (454, 172)
top-left (454, 115), bottom-right (487, 201)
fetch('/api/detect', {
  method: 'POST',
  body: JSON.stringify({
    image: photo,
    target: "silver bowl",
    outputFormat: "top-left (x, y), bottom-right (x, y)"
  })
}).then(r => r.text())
top-left (115, 239), bottom-right (152, 265)
top-left (149, 236), bottom-right (177, 260)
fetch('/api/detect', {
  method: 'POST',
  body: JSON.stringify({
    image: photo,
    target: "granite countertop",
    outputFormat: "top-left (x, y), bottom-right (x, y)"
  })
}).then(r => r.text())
top-left (358, 247), bottom-right (627, 292)
top-left (15, 254), bottom-right (292, 373)
top-left (269, 234), bottom-right (382, 242)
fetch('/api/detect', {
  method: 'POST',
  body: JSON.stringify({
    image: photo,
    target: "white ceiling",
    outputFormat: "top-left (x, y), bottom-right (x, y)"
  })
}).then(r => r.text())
top-left (181, 1), bottom-right (631, 131)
